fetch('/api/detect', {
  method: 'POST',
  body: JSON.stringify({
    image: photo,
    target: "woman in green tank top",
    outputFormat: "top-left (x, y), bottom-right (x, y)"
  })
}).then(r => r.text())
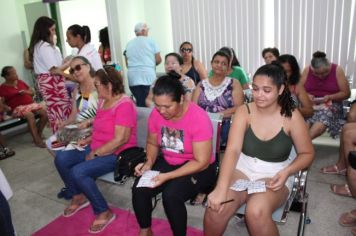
top-left (204, 63), bottom-right (314, 236)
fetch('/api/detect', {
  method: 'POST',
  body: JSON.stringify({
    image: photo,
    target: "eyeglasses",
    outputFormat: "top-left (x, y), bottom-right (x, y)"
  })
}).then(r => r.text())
top-left (69, 64), bottom-right (87, 74)
top-left (180, 48), bottom-right (193, 53)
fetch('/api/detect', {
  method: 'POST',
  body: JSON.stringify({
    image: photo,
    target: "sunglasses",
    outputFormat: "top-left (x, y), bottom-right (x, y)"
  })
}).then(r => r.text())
top-left (180, 48), bottom-right (193, 53)
top-left (69, 64), bottom-right (87, 74)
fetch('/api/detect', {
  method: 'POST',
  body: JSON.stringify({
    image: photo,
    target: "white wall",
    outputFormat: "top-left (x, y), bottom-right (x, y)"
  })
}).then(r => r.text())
top-left (0, 0), bottom-right (30, 84)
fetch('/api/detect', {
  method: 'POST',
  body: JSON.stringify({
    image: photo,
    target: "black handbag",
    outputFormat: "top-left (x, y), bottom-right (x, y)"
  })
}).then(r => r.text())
top-left (114, 146), bottom-right (146, 184)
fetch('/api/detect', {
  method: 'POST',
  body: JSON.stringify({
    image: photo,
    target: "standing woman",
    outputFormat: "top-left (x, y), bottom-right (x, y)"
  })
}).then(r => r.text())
top-left (179, 42), bottom-right (208, 85)
top-left (66, 24), bottom-right (103, 71)
top-left (192, 50), bottom-right (244, 148)
top-left (204, 63), bottom-right (314, 236)
top-left (29, 16), bottom-right (72, 133)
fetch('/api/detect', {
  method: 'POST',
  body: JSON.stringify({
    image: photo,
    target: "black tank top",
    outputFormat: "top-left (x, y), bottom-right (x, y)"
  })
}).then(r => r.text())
top-left (185, 66), bottom-right (200, 85)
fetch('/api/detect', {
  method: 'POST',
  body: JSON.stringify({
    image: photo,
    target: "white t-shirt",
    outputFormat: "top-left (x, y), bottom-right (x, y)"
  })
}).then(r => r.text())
top-left (78, 43), bottom-right (103, 71)
top-left (33, 40), bottom-right (63, 74)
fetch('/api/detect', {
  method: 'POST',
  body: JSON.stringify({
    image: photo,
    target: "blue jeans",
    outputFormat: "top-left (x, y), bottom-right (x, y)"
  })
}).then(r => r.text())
top-left (54, 146), bottom-right (116, 214)
top-left (220, 119), bottom-right (231, 147)
top-left (129, 85), bottom-right (150, 107)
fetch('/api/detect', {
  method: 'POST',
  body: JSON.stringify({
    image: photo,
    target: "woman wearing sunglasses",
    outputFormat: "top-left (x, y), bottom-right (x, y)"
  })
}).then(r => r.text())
top-left (55, 66), bottom-right (137, 234)
top-left (54, 56), bottom-right (99, 201)
top-left (179, 42), bottom-right (207, 85)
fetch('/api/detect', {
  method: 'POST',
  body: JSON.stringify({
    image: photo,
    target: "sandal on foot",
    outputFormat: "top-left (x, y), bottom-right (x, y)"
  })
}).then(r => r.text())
top-left (331, 184), bottom-right (353, 197)
top-left (88, 213), bottom-right (116, 234)
top-left (63, 201), bottom-right (90, 217)
top-left (339, 211), bottom-right (356, 227)
top-left (320, 164), bottom-right (346, 175)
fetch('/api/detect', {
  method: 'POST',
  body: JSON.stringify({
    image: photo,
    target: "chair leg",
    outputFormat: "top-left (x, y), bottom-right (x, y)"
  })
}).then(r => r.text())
top-left (297, 193), bottom-right (309, 236)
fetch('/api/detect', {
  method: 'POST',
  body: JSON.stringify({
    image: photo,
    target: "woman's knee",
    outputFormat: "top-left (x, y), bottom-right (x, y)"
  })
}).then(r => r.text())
top-left (245, 203), bottom-right (272, 224)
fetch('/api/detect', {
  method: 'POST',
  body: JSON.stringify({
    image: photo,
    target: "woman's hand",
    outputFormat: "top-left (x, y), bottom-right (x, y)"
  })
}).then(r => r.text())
top-left (266, 169), bottom-right (289, 191)
top-left (85, 151), bottom-right (95, 161)
top-left (77, 136), bottom-right (91, 147)
top-left (206, 187), bottom-right (227, 213)
top-left (151, 173), bottom-right (171, 188)
top-left (134, 161), bottom-right (152, 177)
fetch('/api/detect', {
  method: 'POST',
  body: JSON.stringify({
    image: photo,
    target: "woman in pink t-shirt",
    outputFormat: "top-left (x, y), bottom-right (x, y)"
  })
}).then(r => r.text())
top-left (54, 66), bottom-right (137, 234)
top-left (132, 73), bottom-right (216, 236)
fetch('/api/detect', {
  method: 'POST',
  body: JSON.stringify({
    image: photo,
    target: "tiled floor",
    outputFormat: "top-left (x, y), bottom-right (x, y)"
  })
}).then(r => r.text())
top-left (0, 129), bottom-right (354, 236)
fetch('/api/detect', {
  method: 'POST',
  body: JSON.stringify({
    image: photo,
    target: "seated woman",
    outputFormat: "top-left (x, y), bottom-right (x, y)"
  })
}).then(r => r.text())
top-left (56, 56), bottom-right (98, 128)
top-left (262, 47), bottom-right (280, 64)
top-left (145, 52), bottom-right (195, 107)
top-left (208, 47), bottom-right (250, 89)
top-left (132, 74), bottom-right (216, 236)
top-left (54, 66), bottom-right (137, 234)
top-left (55, 56), bottom-right (98, 200)
top-left (320, 101), bottom-right (356, 176)
top-left (204, 63), bottom-right (314, 236)
top-left (278, 54), bottom-right (313, 118)
top-left (0, 66), bottom-right (48, 148)
top-left (192, 50), bottom-right (244, 148)
top-left (300, 51), bottom-right (350, 139)
top-left (179, 41), bottom-right (208, 84)
top-left (337, 133), bottom-right (356, 236)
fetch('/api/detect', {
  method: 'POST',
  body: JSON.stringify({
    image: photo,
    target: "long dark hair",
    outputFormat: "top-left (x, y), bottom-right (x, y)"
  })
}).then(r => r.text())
top-left (179, 42), bottom-right (197, 81)
top-left (253, 63), bottom-right (295, 117)
top-left (153, 71), bottom-right (184, 103)
top-left (28, 16), bottom-right (56, 62)
top-left (278, 54), bottom-right (300, 86)
top-left (99, 27), bottom-right (110, 48)
top-left (67, 24), bottom-right (91, 44)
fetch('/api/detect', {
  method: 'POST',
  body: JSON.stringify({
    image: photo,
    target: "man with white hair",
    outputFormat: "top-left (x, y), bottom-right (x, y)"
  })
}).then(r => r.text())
top-left (124, 22), bottom-right (161, 107)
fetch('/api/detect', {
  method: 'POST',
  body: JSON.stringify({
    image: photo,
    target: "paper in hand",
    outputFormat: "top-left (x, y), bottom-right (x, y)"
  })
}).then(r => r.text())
top-left (136, 170), bottom-right (160, 188)
top-left (230, 179), bottom-right (266, 194)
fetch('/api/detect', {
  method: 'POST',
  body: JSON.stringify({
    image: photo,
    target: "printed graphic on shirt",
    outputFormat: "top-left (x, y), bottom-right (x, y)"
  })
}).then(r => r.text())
top-left (161, 127), bottom-right (184, 154)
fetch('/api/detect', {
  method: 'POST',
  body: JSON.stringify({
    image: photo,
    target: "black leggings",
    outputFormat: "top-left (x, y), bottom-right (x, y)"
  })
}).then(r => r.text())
top-left (132, 157), bottom-right (216, 236)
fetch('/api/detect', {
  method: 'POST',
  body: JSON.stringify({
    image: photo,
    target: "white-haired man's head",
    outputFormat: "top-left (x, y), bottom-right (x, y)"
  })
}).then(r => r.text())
top-left (134, 23), bottom-right (149, 36)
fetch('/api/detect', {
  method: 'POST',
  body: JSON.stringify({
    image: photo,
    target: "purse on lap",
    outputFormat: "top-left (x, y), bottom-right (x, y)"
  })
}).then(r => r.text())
top-left (114, 147), bottom-right (146, 184)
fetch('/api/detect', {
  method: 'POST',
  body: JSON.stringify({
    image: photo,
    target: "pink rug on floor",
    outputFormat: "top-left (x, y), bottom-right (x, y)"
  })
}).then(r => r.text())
top-left (32, 206), bottom-right (203, 236)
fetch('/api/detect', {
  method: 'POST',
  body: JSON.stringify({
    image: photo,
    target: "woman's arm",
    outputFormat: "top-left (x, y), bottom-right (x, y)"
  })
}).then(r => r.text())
top-left (268, 110), bottom-right (314, 191)
top-left (152, 139), bottom-right (212, 187)
top-left (135, 132), bottom-right (160, 176)
top-left (191, 82), bottom-right (202, 104)
top-left (325, 66), bottom-right (350, 102)
top-left (145, 88), bottom-right (154, 107)
top-left (55, 88), bottom-right (78, 129)
top-left (91, 125), bottom-right (131, 157)
top-left (208, 105), bottom-right (248, 211)
top-left (220, 80), bottom-right (244, 118)
top-left (195, 60), bottom-right (208, 80)
top-left (296, 83), bottom-right (314, 118)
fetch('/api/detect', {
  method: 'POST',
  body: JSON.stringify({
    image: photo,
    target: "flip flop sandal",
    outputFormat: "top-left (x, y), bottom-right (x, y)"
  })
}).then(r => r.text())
top-left (320, 164), bottom-right (346, 175)
top-left (88, 213), bottom-right (116, 234)
top-left (3, 147), bottom-right (15, 157)
top-left (339, 211), bottom-right (356, 227)
top-left (331, 184), bottom-right (353, 197)
top-left (63, 201), bottom-right (90, 217)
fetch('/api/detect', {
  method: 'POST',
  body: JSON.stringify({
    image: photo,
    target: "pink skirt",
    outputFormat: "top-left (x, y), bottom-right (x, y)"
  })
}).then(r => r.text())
top-left (12, 103), bottom-right (44, 117)
top-left (37, 74), bottom-right (72, 133)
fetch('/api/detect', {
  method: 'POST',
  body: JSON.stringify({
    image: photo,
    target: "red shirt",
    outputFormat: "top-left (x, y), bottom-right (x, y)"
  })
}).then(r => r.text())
top-left (0, 80), bottom-right (34, 110)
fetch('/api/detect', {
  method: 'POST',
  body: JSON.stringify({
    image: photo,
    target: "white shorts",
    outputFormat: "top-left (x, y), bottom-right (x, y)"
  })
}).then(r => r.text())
top-left (235, 152), bottom-right (295, 193)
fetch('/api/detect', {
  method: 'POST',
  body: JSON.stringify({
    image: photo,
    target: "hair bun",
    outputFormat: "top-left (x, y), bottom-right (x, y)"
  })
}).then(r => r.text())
top-left (312, 51), bottom-right (326, 59)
